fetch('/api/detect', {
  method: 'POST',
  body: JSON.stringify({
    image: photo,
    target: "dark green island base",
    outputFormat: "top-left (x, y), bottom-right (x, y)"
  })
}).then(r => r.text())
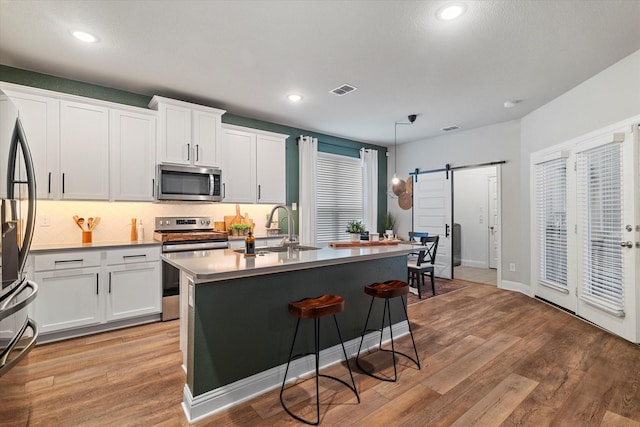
top-left (185, 254), bottom-right (408, 411)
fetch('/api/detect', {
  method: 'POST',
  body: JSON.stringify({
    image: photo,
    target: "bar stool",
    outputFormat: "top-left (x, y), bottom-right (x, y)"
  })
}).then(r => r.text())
top-left (355, 280), bottom-right (420, 382)
top-left (280, 294), bottom-right (360, 425)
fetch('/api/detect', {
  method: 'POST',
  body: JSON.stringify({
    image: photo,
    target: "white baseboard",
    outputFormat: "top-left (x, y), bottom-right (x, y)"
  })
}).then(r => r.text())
top-left (460, 259), bottom-right (488, 269)
top-left (500, 280), bottom-right (533, 297)
top-left (182, 320), bottom-right (410, 424)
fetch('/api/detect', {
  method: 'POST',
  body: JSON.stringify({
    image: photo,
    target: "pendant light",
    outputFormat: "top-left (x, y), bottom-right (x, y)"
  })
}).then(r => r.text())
top-left (391, 114), bottom-right (417, 185)
top-left (392, 123), bottom-right (400, 185)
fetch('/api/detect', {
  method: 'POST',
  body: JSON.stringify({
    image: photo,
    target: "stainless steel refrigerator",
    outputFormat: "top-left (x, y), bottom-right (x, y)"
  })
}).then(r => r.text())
top-left (0, 88), bottom-right (39, 376)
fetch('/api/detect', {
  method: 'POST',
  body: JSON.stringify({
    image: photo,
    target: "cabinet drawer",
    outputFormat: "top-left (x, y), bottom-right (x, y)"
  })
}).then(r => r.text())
top-left (105, 246), bottom-right (160, 265)
top-left (33, 251), bottom-right (101, 271)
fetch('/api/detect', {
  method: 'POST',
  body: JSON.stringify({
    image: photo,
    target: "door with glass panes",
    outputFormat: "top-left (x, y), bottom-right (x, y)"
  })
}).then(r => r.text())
top-left (532, 121), bottom-right (638, 343)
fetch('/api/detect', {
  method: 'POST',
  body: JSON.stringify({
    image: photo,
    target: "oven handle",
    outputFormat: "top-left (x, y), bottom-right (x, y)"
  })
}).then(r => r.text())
top-left (162, 241), bottom-right (229, 253)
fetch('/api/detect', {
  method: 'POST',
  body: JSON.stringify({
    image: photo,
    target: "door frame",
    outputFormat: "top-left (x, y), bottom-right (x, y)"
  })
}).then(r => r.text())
top-left (410, 162), bottom-right (504, 286)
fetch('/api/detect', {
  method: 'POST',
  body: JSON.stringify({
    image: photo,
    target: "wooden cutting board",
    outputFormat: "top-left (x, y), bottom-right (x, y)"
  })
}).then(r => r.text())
top-left (328, 240), bottom-right (401, 248)
top-left (242, 212), bottom-right (255, 232)
top-left (224, 204), bottom-right (244, 231)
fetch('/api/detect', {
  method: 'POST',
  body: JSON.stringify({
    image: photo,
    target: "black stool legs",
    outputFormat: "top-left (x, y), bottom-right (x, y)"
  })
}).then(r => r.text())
top-left (280, 315), bottom-right (359, 425)
top-left (355, 293), bottom-right (420, 382)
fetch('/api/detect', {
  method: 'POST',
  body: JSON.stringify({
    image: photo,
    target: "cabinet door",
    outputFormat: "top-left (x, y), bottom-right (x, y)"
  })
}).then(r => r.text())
top-left (110, 109), bottom-right (157, 201)
top-left (256, 134), bottom-right (286, 204)
top-left (105, 262), bottom-right (161, 321)
top-left (158, 103), bottom-right (191, 165)
top-left (192, 110), bottom-right (220, 167)
top-left (60, 101), bottom-right (109, 200)
top-left (33, 267), bottom-right (102, 333)
top-left (7, 92), bottom-right (60, 199)
top-left (221, 128), bottom-right (256, 203)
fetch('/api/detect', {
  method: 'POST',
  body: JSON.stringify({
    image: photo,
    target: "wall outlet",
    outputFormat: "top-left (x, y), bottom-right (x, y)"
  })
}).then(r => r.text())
top-left (509, 263), bottom-right (516, 272)
top-left (40, 215), bottom-right (51, 227)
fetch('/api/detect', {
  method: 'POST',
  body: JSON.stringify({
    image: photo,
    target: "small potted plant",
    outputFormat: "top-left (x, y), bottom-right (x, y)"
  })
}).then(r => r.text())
top-left (383, 212), bottom-right (396, 239)
top-left (345, 220), bottom-right (366, 242)
top-left (229, 223), bottom-right (251, 236)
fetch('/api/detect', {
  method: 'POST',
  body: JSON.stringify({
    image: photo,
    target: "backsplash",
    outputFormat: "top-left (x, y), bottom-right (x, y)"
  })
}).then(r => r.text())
top-left (33, 201), bottom-right (282, 245)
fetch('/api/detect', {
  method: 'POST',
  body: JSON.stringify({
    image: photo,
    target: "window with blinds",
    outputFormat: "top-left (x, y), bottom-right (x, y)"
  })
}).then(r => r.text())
top-left (535, 158), bottom-right (568, 291)
top-left (577, 142), bottom-right (625, 313)
top-left (316, 152), bottom-right (363, 243)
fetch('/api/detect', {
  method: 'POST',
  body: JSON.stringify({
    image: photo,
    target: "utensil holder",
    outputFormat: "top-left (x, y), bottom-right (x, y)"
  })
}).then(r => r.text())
top-left (82, 231), bottom-right (92, 244)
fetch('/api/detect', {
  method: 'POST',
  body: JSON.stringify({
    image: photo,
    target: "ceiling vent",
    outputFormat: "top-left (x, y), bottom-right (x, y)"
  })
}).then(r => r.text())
top-left (330, 84), bottom-right (357, 96)
top-left (441, 125), bottom-right (461, 132)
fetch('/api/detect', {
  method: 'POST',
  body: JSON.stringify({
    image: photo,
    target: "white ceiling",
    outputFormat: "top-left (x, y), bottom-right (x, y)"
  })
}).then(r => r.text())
top-left (1, 0), bottom-right (639, 146)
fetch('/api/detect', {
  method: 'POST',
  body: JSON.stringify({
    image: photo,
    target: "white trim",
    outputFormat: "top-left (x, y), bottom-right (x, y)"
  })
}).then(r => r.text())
top-left (0, 81), bottom-right (156, 115)
top-left (500, 280), bottom-right (532, 297)
top-left (221, 122), bottom-right (289, 139)
top-left (181, 321), bottom-right (410, 424)
top-left (461, 259), bottom-right (488, 269)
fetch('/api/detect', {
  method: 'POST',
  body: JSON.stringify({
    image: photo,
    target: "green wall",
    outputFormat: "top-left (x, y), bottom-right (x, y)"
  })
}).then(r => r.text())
top-left (0, 65), bottom-right (389, 231)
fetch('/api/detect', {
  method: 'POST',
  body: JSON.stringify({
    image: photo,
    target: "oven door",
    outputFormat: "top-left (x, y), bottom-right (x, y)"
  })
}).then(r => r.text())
top-left (160, 240), bottom-right (228, 321)
top-left (0, 278), bottom-right (38, 376)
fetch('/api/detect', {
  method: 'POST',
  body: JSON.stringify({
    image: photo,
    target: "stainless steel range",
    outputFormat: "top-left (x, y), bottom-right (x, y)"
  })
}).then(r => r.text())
top-left (154, 216), bottom-right (228, 321)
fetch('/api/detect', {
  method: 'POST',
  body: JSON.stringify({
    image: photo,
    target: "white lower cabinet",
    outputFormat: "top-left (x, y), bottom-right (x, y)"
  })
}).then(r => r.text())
top-left (33, 266), bottom-right (102, 334)
top-left (30, 246), bottom-right (161, 338)
top-left (106, 260), bottom-right (161, 321)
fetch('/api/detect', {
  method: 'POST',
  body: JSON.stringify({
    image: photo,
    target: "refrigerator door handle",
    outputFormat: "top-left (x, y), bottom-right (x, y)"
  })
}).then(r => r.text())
top-left (0, 318), bottom-right (39, 377)
top-left (7, 117), bottom-right (37, 273)
top-left (0, 279), bottom-right (38, 321)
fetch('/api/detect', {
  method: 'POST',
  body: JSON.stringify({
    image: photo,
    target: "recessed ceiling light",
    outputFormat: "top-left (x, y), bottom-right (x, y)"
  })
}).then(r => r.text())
top-left (503, 100), bottom-right (521, 108)
top-left (287, 94), bottom-right (303, 102)
top-left (437, 3), bottom-right (467, 21)
top-left (71, 31), bottom-right (98, 43)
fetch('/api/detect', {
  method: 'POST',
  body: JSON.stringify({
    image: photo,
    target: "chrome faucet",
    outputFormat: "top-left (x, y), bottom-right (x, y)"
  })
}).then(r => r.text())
top-left (266, 205), bottom-right (297, 247)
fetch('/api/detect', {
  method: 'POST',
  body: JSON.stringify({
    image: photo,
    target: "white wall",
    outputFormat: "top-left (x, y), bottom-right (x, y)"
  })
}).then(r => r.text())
top-left (390, 48), bottom-right (640, 290)
top-left (454, 166), bottom-right (496, 268)
top-left (519, 49), bottom-right (640, 289)
top-left (32, 201), bottom-right (281, 246)
top-left (389, 119), bottom-right (521, 281)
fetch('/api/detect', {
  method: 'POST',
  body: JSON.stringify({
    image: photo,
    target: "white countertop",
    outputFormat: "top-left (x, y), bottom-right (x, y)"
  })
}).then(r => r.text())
top-left (162, 243), bottom-right (415, 283)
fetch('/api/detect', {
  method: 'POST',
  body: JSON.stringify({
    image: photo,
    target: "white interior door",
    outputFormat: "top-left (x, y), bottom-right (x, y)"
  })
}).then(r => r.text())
top-left (575, 126), bottom-right (638, 343)
top-left (412, 171), bottom-right (453, 279)
top-left (488, 176), bottom-right (498, 269)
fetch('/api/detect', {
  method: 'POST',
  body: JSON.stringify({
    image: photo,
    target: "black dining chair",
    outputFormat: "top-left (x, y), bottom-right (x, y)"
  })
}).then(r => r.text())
top-left (407, 235), bottom-right (439, 299)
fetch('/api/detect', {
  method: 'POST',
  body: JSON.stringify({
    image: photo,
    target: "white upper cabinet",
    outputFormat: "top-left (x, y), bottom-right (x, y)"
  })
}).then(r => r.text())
top-left (220, 127), bottom-right (256, 203)
top-left (1, 83), bottom-right (164, 202)
top-left (110, 108), bottom-right (157, 201)
top-left (60, 100), bottom-right (110, 200)
top-left (3, 90), bottom-right (60, 199)
top-left (220, 124), bottom-right (287, 204)
top-left (149, 96), bottom-right (225, 167)
top-left (256, 133), bottom-right (286, 204)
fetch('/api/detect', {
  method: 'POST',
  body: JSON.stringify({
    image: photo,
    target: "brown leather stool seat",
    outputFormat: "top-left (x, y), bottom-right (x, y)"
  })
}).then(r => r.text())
top-left (364, 280), bottom-right (410, 299)
top-left (356, 280), bottom-right (420, 382)
top-left (280, 294), bottom-right (359, 425)
top-left (288, 294), bottom-right (345, 319)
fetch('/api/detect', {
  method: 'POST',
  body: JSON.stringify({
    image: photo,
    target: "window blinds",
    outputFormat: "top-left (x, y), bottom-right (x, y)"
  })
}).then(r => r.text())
top-left (577, 142), bottom-right (625, 314)
top-left (316, 153), bottom-right (363, 243)
top-left (535, 158), bottom-right (568, 291)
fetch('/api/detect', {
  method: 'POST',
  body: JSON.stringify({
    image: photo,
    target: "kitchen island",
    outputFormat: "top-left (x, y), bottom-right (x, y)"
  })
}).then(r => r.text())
top-left (163, 243), bottom-right (415, 422)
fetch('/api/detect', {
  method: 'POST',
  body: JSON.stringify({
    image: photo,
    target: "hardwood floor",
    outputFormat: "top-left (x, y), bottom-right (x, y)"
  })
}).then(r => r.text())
top-left (2, 281), bottom-right (639, 426)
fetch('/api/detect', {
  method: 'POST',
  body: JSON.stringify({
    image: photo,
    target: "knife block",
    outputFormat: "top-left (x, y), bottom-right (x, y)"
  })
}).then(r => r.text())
top-left (82, 230), bottom-right (92, 244)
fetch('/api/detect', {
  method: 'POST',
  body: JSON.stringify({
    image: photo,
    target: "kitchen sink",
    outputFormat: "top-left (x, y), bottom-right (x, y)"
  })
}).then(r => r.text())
top-left (234, 245), bottom-right (321, 254)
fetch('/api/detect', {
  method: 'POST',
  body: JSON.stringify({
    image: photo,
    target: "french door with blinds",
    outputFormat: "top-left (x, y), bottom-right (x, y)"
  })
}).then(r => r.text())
top-left (531, 120), bottom-right (639, 343)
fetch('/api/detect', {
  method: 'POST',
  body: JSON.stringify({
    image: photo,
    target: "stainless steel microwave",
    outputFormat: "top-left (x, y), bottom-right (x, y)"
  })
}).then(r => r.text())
top-left (156, 164), bottom-right (222, 202)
